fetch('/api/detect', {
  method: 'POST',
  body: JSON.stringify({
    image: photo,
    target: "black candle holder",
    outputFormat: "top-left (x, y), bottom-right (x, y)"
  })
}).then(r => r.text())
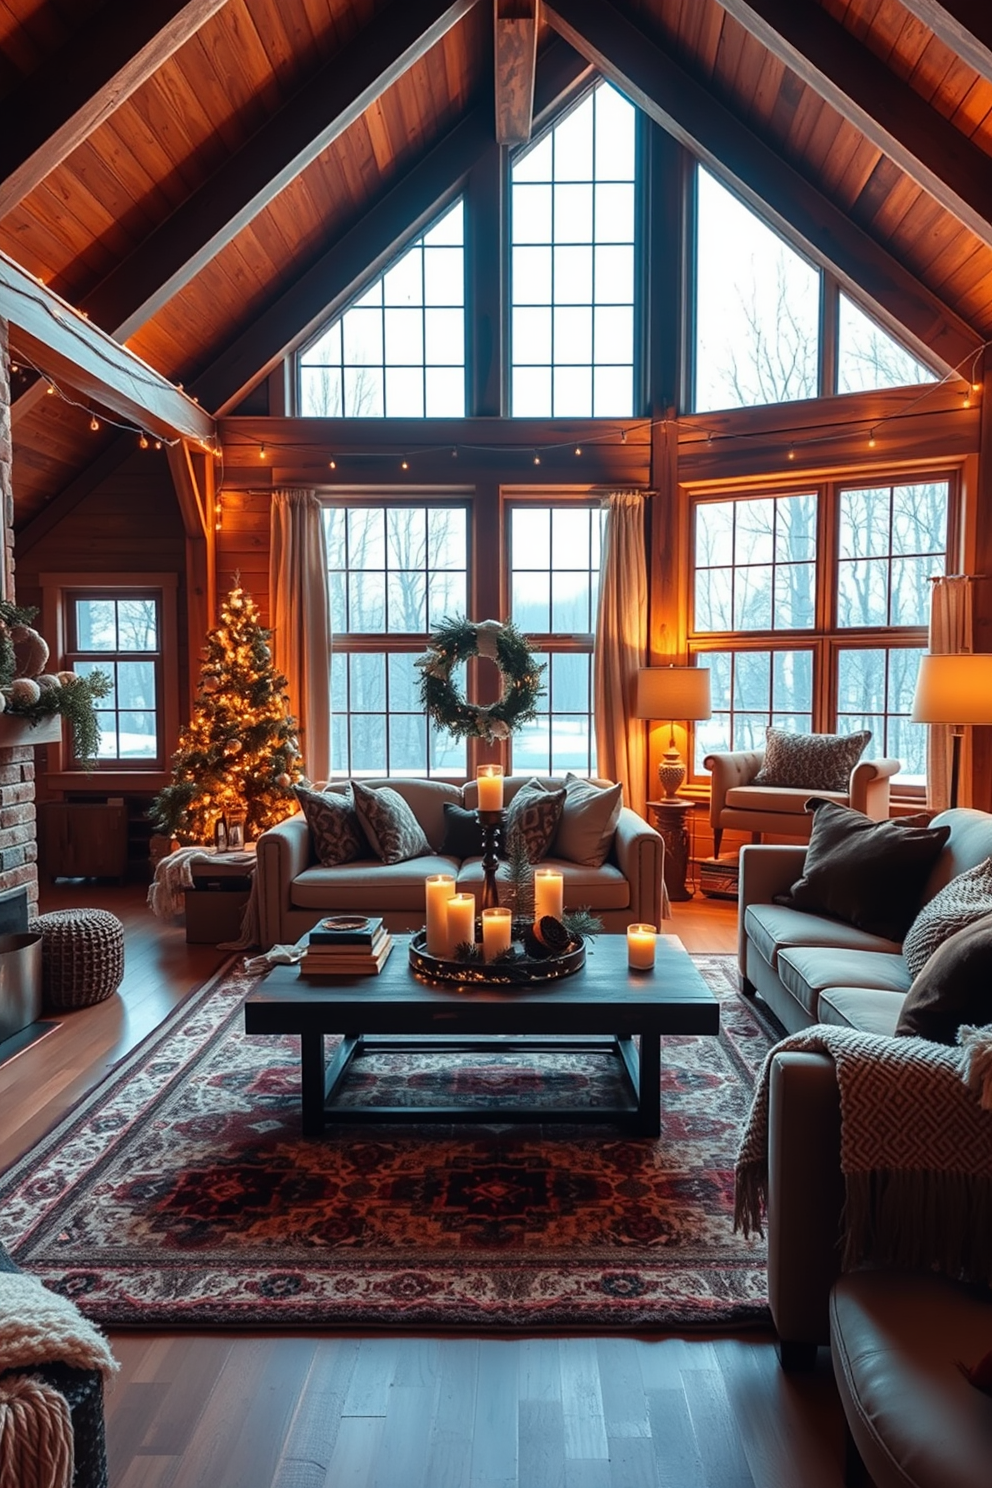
top-left (476, 807), bottom-right (506, 910)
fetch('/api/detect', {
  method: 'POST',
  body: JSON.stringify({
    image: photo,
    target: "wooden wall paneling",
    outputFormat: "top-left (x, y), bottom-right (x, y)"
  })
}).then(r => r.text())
top-left (0, 0), bottom-right (229, 220)
top-left (899, 1), bottom-right (992, 88)
top-left (542, 0), bottom-right (983, 375)
top-left (15, 435), bottom-right (136, 557)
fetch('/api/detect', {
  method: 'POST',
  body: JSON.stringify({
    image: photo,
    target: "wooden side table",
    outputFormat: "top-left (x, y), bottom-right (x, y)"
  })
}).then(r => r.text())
top-left (647, 798), bottom-right (696, 902)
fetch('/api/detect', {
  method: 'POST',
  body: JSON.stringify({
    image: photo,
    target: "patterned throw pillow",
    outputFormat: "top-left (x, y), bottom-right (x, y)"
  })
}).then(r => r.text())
top-left (505, 779), bottom-right (566, 864)
top-left (903, 857), bottom-right (992, 978)
top-left (351, 781), bottom-right (431, 864)
top-left (294, 784), bottom-right (366, 866)
top-left (753, 727), bottom-right (872, 792)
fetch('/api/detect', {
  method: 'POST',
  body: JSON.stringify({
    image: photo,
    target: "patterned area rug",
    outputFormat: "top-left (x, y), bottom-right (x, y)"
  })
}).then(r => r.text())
top-left (0, 955), bottom-right (776, 1330)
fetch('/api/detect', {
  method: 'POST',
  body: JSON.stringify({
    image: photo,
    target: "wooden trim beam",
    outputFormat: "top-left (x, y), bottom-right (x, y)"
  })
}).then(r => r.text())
top-left (194, 40), bottom-right (593, 415)
top-left (83, 0), bottom-right (480, 341)
top-left (0, 252), bottom-right (215, 444)
top-left (713, 0), bottom-right (992, 249)
top-left (0, 0), bottom-right (227, 220)
top-left (495, 0), bottom-right (539, 145)
top-left (542, 0), bottom-right (982, 374)
top-left (898, 2), bottom-right (992, 89)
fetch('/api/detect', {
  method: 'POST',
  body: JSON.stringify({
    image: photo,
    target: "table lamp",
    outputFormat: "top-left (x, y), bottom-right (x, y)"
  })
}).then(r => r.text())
top-left (633, 666), bottom-right (712, 798)
top-left (911, 652), bottom-right (992, 808)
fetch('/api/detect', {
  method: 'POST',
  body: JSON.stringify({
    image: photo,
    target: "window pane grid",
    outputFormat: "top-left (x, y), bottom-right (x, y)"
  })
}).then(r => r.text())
top-left (694, 492), bottom-right (817, 633)
top-left (693, 647), bottom-right (814, 773)
top-left (836, 481), bottom-right (948, 630)
top-left (67, 594), bottom-right (162, 767)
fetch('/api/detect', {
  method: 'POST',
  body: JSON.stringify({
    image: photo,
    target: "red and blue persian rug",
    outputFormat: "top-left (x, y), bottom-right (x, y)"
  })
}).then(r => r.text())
top-left (0, 955), bottom-right (776, 1331)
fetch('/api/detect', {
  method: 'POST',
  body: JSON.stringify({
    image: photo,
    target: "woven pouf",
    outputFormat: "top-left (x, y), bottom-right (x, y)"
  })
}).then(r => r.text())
top-left (29, 909), bottom-right (125, 1012)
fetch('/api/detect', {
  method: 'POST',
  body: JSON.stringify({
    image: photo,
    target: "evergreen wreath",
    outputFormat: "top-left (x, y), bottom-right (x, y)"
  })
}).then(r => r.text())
top-left (417, 617), bottom-right (545, 742)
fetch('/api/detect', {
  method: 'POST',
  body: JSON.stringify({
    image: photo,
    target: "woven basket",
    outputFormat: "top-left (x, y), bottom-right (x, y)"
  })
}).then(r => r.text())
top-left (29, 909), bottom-right (125, 1012)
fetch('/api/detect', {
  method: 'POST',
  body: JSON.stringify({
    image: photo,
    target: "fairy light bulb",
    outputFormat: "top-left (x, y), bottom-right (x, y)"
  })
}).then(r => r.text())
top-left (328, 457), bottom-right (336, 470)
top-left (259, 442), bottom-right (266, 460)
top-left (89, 415), bottom-right (99, 431)
top-left (868, 429), bottom-right (876, 449)
top-left (787, 444), bottom-right (795, 461)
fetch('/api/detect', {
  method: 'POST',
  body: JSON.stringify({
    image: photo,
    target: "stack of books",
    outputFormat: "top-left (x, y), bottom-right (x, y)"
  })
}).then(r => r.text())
top-left (300, 915), bottom-right (393, 975)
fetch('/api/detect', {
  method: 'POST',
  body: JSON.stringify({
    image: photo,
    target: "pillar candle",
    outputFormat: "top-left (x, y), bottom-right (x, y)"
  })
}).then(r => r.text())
top-left (533, 868), bottom-right (564, 928)
top-left (627, 923), bottom-right (657, 970)
top-left (425, 873), bottom-right (456, 957)
top-left (481, 907), bottom-right (513, 960)
top-left (476, 764), bottom-right (504, 811)
top-left (447, 893), bottom-right (476, 952)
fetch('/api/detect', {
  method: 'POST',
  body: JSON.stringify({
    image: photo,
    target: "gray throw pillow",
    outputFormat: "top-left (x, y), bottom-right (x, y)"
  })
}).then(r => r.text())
top-left (351, 781), bottom-right (431, 864)
top-left (294, 783), bottom-right (366, 867)
top-left (506, 779), bottom-right (566, 864)
top-left (552, 773), bottom-right (623, 867)
top-left (896, 912), bottom-right (992, 1044)
top-left (902, 857), bottom-right (992, 978)
top-left (753, 727), bottom-right (871, 792)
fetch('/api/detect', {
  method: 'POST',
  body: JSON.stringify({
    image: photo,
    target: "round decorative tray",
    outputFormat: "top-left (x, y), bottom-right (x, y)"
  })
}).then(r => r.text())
top-left (409, 927), bottom-right (585, 987)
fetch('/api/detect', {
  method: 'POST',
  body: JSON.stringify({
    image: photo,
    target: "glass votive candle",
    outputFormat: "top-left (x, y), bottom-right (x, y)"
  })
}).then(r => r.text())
top-left (481, 906), bottom-right (513, 960)
top-left (476, 764), bottom-right (504, 811)
top-left (627, 923), bottom-right (657, 971)
top-left (533, 867), bottom-right (564, 928)
top-left (425, 873), bottom-right (456, 957)
top-left (447, 893), bottom-right (476, 952)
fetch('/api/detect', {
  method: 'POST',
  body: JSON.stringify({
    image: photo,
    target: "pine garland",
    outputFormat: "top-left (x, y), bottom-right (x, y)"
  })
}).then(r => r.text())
top-left (417, 617), bottom-right (544, 742)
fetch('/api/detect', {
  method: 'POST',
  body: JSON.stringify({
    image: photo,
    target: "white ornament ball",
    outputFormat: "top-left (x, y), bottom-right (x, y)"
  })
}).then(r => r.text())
top-left (56, 670), bottom-right (79, 686)
top-left (36, 673), bottom-right (62, 691)
top-left (9, 677), bottom-right (41, 705)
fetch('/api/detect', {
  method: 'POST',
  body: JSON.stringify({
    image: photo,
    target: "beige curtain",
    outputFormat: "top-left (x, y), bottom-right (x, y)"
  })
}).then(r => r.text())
top-left (926, 575), bottom-right (974, 812)
top-left (593, 490), bottom-right (649, 819)
top-left (269, 489), bottom-right (331, 783)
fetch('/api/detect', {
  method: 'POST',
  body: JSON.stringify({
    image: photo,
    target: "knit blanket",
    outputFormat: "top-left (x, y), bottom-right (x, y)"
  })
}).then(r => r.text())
top-left (0, 1272), bottom-right (117, 1378)
top-left (147, 846), bottom-right (259, 948)
top-left (0, 1374), bottom-right (73, 1488)
top-left (734, 1024), bottom-right (992, 1286)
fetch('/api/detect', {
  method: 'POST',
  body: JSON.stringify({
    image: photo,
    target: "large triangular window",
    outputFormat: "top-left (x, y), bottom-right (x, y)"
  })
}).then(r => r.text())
top-left (298, 199), bottom-right (465, 418)
top-left (836, 293), bottom-right (937, 393)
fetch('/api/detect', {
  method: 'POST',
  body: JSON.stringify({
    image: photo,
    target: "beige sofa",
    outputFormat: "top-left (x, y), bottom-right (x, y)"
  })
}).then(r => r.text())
top-left (255, 775), bottom-right (664, 949)
top-left (738, 806), bottom-right (992, 1036)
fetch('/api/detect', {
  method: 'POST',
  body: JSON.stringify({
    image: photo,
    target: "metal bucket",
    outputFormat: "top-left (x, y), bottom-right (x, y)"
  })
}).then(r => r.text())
top-left (0, 933), bottom-right (43, 1042)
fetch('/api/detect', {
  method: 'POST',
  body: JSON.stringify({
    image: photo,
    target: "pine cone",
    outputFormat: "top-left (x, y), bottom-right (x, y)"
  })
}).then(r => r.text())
top-left (533, 916), bottom-right (571, 954)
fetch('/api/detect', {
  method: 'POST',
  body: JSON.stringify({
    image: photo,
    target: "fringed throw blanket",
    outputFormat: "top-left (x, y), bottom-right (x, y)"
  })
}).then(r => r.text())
top-left (735, 1024), bottom-right (992, 1286)
top-left (0, 1374), bottom-right (73, 1488)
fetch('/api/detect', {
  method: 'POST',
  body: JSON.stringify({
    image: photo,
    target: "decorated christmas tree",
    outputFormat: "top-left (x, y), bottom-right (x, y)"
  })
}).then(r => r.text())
top-left (151, 582), bottom-right (303, 843)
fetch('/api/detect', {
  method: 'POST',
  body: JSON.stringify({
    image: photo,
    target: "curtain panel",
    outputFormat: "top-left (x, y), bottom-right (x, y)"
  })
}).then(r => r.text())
top-left (926, 575), bottom-right (974, 812)
top-left (269, 489), bottom-right (331, 784)
top-left (593, 490), bottom-right (649, 819)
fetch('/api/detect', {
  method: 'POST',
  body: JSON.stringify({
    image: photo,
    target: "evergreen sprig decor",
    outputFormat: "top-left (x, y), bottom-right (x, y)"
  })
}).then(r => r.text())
top-left (0, 599), bottom-right (110, 766)
top-left (417, 616), bottom-right (544, 742)
top-left (150, 582), bottom-right (304, 843)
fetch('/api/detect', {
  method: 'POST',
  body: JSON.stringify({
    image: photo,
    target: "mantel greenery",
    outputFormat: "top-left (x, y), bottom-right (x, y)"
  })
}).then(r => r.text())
top-left (0, 600), bottom-right (110, 767)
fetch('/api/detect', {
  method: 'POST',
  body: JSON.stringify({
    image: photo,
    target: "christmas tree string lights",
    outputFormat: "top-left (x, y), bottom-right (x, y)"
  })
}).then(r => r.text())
top-left (150, 582), bottom-right (303, 843)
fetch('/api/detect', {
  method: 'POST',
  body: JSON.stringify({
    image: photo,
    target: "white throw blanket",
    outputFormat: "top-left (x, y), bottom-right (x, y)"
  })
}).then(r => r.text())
top-left (147, 847), bottom-right (260, 949)
top-left (735, 1023), bottom-right (992, 1286)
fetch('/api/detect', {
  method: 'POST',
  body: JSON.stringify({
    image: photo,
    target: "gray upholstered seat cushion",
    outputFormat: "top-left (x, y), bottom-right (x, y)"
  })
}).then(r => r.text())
top-left (726, 784), bottom-right (848, 814)
top-left (455, 856), bottom-right (630, 910)
top-left (291, 855), bottom-right (459, 911)
top-left (817, 986), bottom-right (906, 1035)
top-left (776, 946), bottom-right (911, 1018)
top-left (745, 904), bottom-right (902, 971)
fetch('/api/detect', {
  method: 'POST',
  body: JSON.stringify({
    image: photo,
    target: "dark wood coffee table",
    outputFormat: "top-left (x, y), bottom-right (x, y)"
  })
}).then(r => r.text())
top-left (243, 933), bottom-right (719, 1137)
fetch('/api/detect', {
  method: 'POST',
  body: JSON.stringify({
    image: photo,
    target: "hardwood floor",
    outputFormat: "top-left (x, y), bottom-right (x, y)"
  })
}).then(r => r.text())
top-left (1, 880), bottom-right (846, 1488)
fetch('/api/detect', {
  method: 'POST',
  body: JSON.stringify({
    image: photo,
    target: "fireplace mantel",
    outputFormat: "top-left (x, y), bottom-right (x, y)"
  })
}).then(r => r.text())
top-left (0, 713), bottom-right (61, 748)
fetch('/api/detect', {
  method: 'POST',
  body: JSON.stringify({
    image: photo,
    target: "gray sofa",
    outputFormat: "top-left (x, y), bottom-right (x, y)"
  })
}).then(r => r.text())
top-left (738, 806), bottom-right (992, 1036)
top-left (255, 775), bottom-right (664, 949)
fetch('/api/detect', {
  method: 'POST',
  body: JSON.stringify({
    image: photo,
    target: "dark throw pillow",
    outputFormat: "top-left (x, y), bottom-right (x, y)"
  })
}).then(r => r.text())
top-left (440, 802), bottom-right (485, 859)
top-left (505, 779), bottom-right (566, 864)
top-left (351, 780), bottom-right (431, 864)
top-left (752, 726), bottom-right (872, 792)
top-left (896, 912), bottom-right (992, 1044)
top-left (780, 800), bottom-right (951, 942)
top-left (294, 783), bottom-right (366, 867)
top-left (902, 857), bottom-right (992, 978)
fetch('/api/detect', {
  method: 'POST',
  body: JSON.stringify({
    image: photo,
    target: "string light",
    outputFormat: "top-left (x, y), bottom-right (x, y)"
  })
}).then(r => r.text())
top-left (328, 457), bottom-right (336, 470)
top-left (963, 389), bottom-right (972, 409)
top-left (400, 457), bottom-right (409, 470)
top-left (138, 433), bottom-right (149, 449)
top-left (533, 450), bottom-right (541, 465)
top-left (868, 429), bottom-right (876, 448)
top-left (620, 428), bottom-right (627, 443)
top-left (45, 383), bottom-right (55, 394)
top-left (89, 415), bottom-right (99, 431)
top-left (574, 445), bottom-right (582, 456)
top-left (258, 442), bottom-right (266, 459)
top-left (787, 444), bottom-right (795, 460)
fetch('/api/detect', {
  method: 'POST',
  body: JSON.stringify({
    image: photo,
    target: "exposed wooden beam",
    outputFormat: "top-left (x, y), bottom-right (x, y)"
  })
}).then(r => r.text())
top-left (0, 0), bottom-right (227, 220)
top-left (194, 39), bottom-right (593, 415)
top-left (713, 0), bottom-right (992, 249)
top-left (543, 0), bottom-right (982, 374)
top-left (495, 0), bottom-right (539, 145)
top-left (0, 251), bottom-right (215, 443)
top-left (167, 441), bottom-right (216, 649)
top-left (83, 0), bottom-right (480, 341)
top-left (899, 1), bottom-right (992, 88)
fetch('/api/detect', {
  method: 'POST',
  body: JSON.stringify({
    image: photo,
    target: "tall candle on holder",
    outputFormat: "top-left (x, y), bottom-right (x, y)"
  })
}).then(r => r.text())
top-left (447, 893), bottom-right (476, 952)
top-left (481, 907), bottom-right (512, 960)
top-left (627, 923), bottom-right (657, 970)
top-left (425, 873), bottom-right (456, 957)
top-left (476, 764), bottom-right (504, 812)
top-left (533, 868), bottom-right (564, 928)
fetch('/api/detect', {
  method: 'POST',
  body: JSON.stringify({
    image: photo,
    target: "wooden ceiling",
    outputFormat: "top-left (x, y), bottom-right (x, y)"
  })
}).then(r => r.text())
top-left (4, 0), bottom-right (992, 529)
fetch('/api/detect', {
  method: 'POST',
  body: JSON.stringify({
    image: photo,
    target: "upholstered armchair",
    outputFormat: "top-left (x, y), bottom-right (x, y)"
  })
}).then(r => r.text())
top-left (704, 742), bottom-right (901, 857)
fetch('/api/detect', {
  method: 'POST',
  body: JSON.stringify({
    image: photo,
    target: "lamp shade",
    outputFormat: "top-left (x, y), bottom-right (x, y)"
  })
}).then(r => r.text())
top-left (633, 667), bottom-right (712, 721)
top-left (911, 653), bottom-right (992, 727)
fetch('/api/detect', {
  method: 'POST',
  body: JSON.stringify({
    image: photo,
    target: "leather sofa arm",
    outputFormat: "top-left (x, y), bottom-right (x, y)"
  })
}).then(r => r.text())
top-left (848, 756), bottom-right (901, 819)
top-left (767, 1050), bottom-right (845, 1363)
top-left (256, 812), bottom-right (311, 949)
top-left (703, 749), bottom-right (765, 827)
top-left (738, 843), bottom-right (808, 975)
top-left (611, 806), bottom-right (664, 925)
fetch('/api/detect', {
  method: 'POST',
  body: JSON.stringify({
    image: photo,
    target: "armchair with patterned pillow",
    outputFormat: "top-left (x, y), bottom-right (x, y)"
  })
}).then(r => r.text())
top-left (705, 727), bottom-right (901, 857)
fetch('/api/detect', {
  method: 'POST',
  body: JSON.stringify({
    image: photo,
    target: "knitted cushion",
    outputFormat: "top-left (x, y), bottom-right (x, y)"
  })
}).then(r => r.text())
top-left (29, 910), bottom-right (124, 1012)
top-left (753, 727), bottom-right (871, 791)
top-left (903, 857), bottom-right (992, 978)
